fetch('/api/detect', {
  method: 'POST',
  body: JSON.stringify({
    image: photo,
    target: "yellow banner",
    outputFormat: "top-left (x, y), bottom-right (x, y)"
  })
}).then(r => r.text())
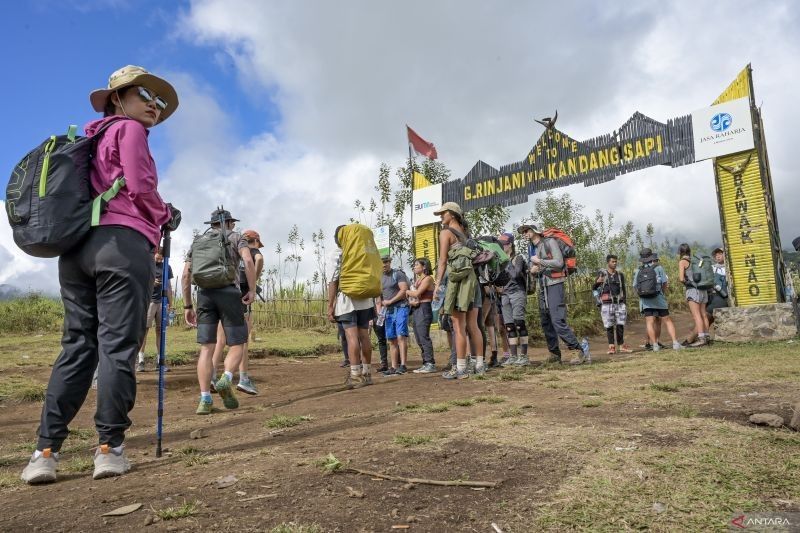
top-left (714, 66), bottom-right (777, 306)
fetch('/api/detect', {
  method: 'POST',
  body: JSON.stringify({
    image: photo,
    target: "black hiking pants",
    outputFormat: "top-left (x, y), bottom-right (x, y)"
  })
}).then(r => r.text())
top-left (373, 321), bottom-right (388, 366)
top-left (538, 282), bottom-right (580, 356)
top-left (37, 226), bottom-right (154, 451)
top-left (411, 302), bottom-right (434, 365)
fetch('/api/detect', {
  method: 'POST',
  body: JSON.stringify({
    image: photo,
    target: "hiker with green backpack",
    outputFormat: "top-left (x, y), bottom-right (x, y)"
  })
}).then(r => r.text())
top-left (678, 243), bottom-right (712, 347)
top-left (18, 65), bottom-right (181, 484)
top-left (182, 208), bottom-right (257, 415)
top-left (433, 202), bottom-right (484, 379)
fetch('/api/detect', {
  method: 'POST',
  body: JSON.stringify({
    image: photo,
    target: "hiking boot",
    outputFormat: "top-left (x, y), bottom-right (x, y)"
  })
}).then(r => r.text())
top-left (488, 356), bottom-right (500, 368)
top-left (618, 344), bottom-right (633, 354)
top-left (474, 364), bottom-right (486, 376)
top-left (361, 373), bottom-right (374, 386)
top-left (568, 349), bottom-right (585, 365)
top-left (196, 399), bottom-right (213, 415)
top-left (689, 337), bottom-right (708, 348)
top-left (339, 360), bottom-right (349, 368)
top-left (442, 368), bottom-right (469, 380)
top-left (672, 342), bottom-right (685, 351)
top-left (21, 449), bottom-right (58, 485)
top-left (377, 363), bottom-right (389, 373)
top-left (397, 365), bottom-right (408, 375)
top-left (580, 338), bottom-right (592, 363)
top-left (413, 363), bottom-right (437, 374)
top-left (501, 355), bottom-right (517, 367)
top-left (93, 444), bottom-right (131, 480)
top-left (237, 377), bottom-right (259, 396)
top-left (344, 373), bottom-right (365, 389)
top-left (512, 356), bottom-right (530, 367)
top-left (546, 354), bottom-right (562, 364)
top-left (381, 367), bottom-right (397, 377)
top-left (607, 344), bottom-right (616, 355)
top-left (136, 360), bottom-right (146, 372)
top-left (214, 375), bottom-right (239, 409)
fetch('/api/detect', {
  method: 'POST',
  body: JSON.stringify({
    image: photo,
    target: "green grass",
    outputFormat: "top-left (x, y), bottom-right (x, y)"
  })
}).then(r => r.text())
top-left (315, 453), bottom-right (342, 474)
top-left (175, 446), bottom-right (209, 467)
top-left (395, 402), bottom-right (450, 414)
top-left (449, 398), bottom-right (476, 407)
top-left (62, 456), bottom-right (94, 473)
top-left (0, 294), bottom-right (64, 334)
top-left (68, 427), bottom-right (95, 440)
top-left (0, 376), bottom-right (46, 403)
top-left (393, 434), bottom-right (435, 447)
top-left (269, 522), bottom-right (322, 533)
top-left (154, 500), bottom-right (199, 520)
top-left (0, 473), bottom-right (21, 488)
top-left (499, 371), bottom-right (525, 381)
top-left (676, 404), bottom-right (699, 418)
top-left (265, 414), bottom-right (313, 429)
top-left (499, 407), bottom-right (524, 418)
top-left (582, 399), bottom-right (602, 408)
top-left (473, 395), bottom-right (506, 404)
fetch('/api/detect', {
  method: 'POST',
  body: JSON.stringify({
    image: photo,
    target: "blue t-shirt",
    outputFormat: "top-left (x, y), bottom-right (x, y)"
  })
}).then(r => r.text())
top-left (634, 264), bottom-right (669, 310)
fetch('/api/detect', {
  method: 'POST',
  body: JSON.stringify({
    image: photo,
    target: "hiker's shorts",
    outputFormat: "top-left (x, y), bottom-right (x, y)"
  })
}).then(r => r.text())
top-left (146, 301), bottom-right (162, 328)
top-left (600, 303), bottom-right (627, 328)
top-left (338, 307), bottom-right (375, 330)
top-left (685, 288), bottom-right (709, 304)
top-left (501, 290), bottom-right (527, 324)
top-left (196, 285), bottom-right (248, 346)
top-left (385, 305), bottom-right (409, 339)
top-left (642, 308), bottom-right (669, 318)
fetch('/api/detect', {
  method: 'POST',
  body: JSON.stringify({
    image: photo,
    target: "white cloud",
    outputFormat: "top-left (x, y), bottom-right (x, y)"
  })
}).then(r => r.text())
top-left (5, 1), bottom-right (800, 293)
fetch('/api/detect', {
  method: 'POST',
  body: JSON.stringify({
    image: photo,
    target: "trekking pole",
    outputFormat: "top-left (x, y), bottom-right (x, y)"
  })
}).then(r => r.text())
top-left (156, 228), bottom-right (171, 458)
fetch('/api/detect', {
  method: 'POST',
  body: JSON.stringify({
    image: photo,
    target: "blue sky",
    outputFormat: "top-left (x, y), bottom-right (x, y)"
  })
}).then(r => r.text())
top-left (0, 0), bottom-right (277, 184)
top-left (3, 1), bottom-right (800, 294)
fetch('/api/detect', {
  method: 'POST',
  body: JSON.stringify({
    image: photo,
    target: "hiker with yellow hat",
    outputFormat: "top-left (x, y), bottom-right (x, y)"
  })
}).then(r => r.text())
top-left (22, 65), bottom-right (181, 485)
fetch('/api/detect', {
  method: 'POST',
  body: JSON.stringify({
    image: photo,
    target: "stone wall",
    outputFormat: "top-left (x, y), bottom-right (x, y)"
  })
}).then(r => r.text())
top-left (714, 303), bottom-right (798, 342)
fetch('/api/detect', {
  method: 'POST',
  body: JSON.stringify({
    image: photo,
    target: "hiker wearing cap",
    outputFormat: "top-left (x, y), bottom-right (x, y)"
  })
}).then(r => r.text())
top-left (593, 254), bottom-right (632, 355)
top-left (183, 209), bottom-right (256, 415)
top-left (210, 229), bottom-right (265, 395)
top-left (22, 65), bottom-right (181, 485)
top-left (633, 248), bottom-right (683, 351)
top-left (138, 247), bottom-right (174, 372)
top-left (520, 224), bottom-right (590, 365)
top-left (497, 232), bottom-right (532, 366)
top-left (380, 255), bottom-right (411, 375)
top-left (407, 257), bottom-right (437, 373)
top-left (433, 202), bottom-right (484, 379)
top-left (678, 244), bottom-right (711, 347)
top-left (700, 247), bottom-right (728, 341)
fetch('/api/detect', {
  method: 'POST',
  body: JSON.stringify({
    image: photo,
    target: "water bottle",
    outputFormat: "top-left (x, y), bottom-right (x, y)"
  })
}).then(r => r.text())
top-left (376, 307), bottom-right (387, 327)
top-left (432, 285), bottom-right (445, 312)
top-left (592, 289), bottom-right (601, 306)
top-left (168, 309), bottom-right (176, 326)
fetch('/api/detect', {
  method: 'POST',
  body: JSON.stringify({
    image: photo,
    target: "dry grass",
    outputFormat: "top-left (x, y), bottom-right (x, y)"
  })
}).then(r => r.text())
top-left (264, 415), bottom-right (313, 429)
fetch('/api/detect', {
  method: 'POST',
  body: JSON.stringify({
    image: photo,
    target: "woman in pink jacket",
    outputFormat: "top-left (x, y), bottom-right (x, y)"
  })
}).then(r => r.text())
top-left (22, 66), bottom-right (180, 485)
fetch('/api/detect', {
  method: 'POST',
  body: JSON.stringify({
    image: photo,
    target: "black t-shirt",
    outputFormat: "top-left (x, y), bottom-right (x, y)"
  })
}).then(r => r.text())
top-left (239, 247), bottom-right (262, 293)
top-left (151, 262), bottom-right (174, 302)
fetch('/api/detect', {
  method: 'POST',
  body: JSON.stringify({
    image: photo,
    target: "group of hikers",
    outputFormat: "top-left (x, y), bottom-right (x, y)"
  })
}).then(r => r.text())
top-left (15, 64), bottom-right (730, 486)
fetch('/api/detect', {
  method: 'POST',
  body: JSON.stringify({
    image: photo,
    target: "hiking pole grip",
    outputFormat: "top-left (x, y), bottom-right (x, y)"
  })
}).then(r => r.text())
top-left (156, 228), bottom-right (171, 459)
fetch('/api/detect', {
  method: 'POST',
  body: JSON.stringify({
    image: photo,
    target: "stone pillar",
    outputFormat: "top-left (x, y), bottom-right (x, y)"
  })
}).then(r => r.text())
top-left (714, 303), bottom-right (797, 342)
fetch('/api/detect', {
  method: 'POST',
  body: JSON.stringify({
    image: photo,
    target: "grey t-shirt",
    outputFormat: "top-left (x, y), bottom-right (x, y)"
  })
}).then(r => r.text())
top-left (382, 268), bottom-right (409, 308)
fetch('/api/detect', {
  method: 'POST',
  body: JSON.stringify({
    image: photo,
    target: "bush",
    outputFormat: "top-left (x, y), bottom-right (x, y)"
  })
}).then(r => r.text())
top-left (0, 294), bottom-right (63, 334)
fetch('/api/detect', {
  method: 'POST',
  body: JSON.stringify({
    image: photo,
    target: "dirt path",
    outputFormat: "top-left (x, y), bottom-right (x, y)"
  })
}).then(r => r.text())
top-left (3, 311), bottom-right (796, 532)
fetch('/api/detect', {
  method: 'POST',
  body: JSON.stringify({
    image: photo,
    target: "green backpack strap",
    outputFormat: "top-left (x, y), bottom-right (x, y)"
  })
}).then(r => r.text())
top-left (91, 177), bottom-right (127, 226)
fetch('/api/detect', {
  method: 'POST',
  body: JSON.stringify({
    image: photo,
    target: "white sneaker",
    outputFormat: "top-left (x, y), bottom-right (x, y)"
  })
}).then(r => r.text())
top-left (21, 448), bottom-right (59, 485)
top-left (93, 444), bottom-right (131, 480)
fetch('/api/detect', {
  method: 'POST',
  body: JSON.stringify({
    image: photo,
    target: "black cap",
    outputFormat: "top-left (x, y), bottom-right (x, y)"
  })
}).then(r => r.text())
top-left (204, 208), bottom-right (239, 225)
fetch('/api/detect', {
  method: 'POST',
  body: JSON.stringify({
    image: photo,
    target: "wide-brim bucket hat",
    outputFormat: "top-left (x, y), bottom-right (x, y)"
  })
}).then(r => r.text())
top-left (90, 65), bottom-right (179, 124)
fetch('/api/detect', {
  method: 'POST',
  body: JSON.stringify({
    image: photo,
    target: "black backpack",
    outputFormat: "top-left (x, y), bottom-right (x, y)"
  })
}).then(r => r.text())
top-left (635, 264), bottom-right (660, 298)
top-left (5, 120), bottom-right (125, 258)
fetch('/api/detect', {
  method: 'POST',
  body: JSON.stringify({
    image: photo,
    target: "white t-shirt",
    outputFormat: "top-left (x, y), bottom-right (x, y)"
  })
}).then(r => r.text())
top-left (331, 250), bottom-right (375, 316)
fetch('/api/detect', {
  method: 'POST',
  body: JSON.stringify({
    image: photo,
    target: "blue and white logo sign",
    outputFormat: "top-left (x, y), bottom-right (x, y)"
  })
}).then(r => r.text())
top-left (692, 97), bottom-right (753, 161)
top-left (411, 183), bottom-right (443, 227)
top-left (710, 112), bottom-right (732, 132)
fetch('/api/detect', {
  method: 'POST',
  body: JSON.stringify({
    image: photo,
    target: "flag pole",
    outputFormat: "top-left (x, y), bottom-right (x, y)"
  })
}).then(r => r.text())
top-left (408, 130), bottom-right (415, 266)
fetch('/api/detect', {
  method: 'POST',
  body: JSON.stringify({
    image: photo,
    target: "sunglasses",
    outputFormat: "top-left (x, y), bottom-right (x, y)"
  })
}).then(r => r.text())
top-left (136, 86), bottom-right (168, 111)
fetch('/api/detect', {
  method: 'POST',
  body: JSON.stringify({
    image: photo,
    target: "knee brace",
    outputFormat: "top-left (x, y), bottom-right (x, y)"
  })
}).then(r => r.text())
top-left (505, 323), bottom-right (518, 344)
top-left (515, 320), bottom-right (528, 339)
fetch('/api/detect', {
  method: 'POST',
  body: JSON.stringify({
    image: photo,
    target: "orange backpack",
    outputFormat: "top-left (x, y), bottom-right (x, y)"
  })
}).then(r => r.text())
top-left (541, 228), bottom-right (577, 278)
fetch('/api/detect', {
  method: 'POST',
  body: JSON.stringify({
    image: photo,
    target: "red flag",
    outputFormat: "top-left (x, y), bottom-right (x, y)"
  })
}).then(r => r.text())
top-left (406, 125), bottom-right (438, 159)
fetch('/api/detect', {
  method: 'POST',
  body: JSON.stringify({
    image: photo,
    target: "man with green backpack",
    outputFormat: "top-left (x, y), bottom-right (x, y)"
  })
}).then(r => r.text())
top-left (182, 208), bottom-right (256, 415)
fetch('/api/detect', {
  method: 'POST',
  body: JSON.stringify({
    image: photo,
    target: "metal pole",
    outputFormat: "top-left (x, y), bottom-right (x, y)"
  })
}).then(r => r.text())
top-left (156, 229), bottom-right (171, 458)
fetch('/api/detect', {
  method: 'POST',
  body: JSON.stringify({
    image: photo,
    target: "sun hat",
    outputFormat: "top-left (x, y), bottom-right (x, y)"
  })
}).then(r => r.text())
top-left (90, 65), bottom-right (179, 123)
top-left (639, 248), bottom-right (658, 263)
top-left (517, 223), bottom-right (543, 235)
top-left (712, 247), bottom-right (724, 255)
top-left (242, 230), bottom-right (264, 248)
top-left (204, 208), bottom-right (239, 225)
top-left (433, 202), bottom-right (463, 217)
top-left (381, 254), bottom-right (392, 262)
